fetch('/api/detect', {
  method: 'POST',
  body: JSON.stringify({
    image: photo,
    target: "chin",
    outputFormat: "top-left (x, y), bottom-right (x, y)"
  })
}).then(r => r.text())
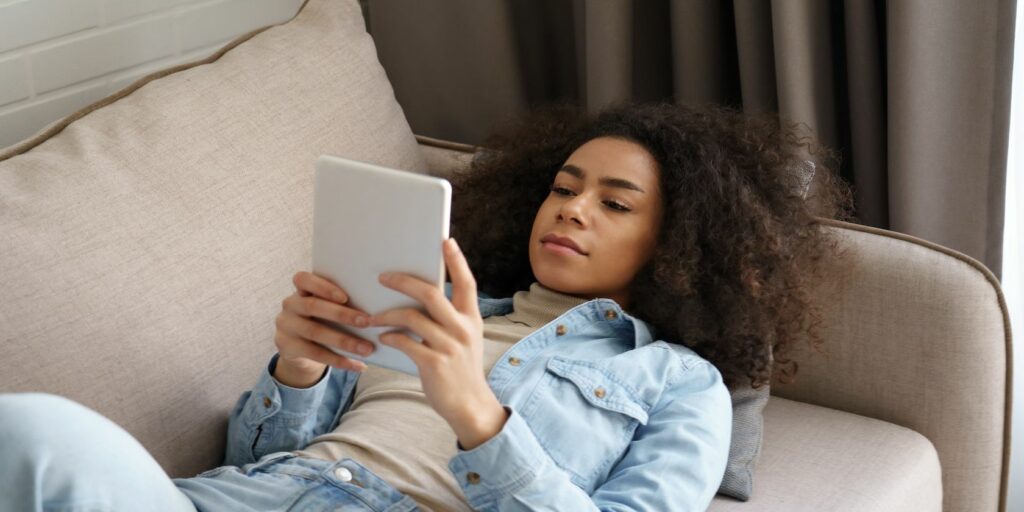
top-left (530, 243), bottom-right (593, 292)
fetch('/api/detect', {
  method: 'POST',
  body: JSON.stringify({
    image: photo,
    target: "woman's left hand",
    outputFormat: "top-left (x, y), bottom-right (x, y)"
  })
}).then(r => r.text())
top-left (367, 238), bottom-right (508, 450)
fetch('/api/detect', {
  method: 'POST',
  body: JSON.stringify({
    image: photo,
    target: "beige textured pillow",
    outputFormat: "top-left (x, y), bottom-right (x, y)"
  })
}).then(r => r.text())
top-left (0, 0), bottom-right (425, 478)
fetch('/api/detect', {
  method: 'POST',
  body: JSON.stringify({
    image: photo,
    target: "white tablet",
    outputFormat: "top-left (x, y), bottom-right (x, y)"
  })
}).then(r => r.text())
top-left (312, 154), bottom-right (451, 376)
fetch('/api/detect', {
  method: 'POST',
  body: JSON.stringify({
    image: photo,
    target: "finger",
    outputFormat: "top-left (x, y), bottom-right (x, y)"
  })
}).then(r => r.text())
top-left (277, 332), bottom-right (367, 372)
top-left (286, 294), bottom-right (370, 327)
top-left (444, 238), bottom-right (479, 315)
top-left (369, 308), bottom-right (455, 353)
top-left (279, 313), bottom-right (376, 357)
top-left (378, 271), bottom-right (461, 331)
top-left (378, 331), bottom-right (435, 368)
top-left (294, 270), bottom-right (349, 304)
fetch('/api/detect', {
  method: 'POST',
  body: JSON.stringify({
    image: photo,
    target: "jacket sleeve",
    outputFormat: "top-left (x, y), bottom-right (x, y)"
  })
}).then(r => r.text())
top-left (447, 360), bottom-right (733, 511)
top-left (223, 352), bottom-right (360, 467)
top-left (223, 281), bottom-right (459, 467)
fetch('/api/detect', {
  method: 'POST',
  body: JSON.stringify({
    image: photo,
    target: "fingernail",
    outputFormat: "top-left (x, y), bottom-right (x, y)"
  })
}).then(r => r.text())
top-left (333, 291), bottom-right (347, 303)
top-left (355, 315), bottom-right (369, 327)
top-left (358, 344), bottom-right (373, 355)
top-left (379, 272), bottom-right (392, 283)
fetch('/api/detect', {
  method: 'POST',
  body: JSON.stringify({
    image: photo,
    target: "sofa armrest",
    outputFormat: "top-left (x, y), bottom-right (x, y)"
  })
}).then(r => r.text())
top-left (775, 218), bottom-right (1011, 512)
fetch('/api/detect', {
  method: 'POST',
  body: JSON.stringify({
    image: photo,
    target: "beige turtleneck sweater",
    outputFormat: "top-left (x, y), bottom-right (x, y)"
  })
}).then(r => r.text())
top-left (292, 282), bottom-right (589, 512)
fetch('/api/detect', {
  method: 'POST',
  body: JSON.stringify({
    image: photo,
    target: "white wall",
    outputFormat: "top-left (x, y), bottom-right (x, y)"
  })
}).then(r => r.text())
top-left (0, 0), bottom-right (304, 151)
top-left (1004, 0), bottom-right (1024, 506)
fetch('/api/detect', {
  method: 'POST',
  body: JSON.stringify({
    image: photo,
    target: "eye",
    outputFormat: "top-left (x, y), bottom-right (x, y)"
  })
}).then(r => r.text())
top-left (549, 185), bottom-right (632, 213)
top-left (604, 200), bottom-right (631, 212)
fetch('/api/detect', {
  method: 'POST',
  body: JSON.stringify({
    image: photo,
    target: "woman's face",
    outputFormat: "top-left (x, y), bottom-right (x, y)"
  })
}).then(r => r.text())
top-left (528, 136), bottom-right (664, 308)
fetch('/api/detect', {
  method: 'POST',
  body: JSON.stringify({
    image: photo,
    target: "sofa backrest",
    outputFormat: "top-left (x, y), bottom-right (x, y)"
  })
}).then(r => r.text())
top-left (0, 0), bottom-right (426, 479)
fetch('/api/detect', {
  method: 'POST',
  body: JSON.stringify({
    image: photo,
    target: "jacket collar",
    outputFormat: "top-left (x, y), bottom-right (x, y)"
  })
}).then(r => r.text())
top-left (444, 281), bottom-right (658, 350)
top-left (475, 290), bottom-right (658, 351)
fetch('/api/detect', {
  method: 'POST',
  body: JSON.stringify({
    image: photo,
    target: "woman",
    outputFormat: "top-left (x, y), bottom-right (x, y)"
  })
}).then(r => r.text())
top-left (0, 101), bottom-right (854, 511)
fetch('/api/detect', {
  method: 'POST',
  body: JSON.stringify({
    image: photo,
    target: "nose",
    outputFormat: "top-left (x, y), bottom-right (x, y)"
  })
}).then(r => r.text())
top-left (558, 193), bottom-right (587, 226)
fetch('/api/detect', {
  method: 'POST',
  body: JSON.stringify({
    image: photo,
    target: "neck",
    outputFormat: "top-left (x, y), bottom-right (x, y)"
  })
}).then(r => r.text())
top-left (545, 284), bottom-right (629, 310)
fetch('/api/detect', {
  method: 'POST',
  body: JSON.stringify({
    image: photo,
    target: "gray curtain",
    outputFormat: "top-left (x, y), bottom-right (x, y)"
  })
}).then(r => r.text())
top-left (360, 0), bottom-right (1015, 280)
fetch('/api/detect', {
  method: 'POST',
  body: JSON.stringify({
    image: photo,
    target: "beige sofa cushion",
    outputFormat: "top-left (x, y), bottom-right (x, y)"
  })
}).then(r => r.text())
top-left (0, 0), bottom-right (425, 479)
top-left (709, 397), bottom-right (942, 511)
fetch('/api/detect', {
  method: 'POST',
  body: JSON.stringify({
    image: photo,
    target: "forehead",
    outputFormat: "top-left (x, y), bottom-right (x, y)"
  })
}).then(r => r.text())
top-left (561, 137), bottom-right (660, 189)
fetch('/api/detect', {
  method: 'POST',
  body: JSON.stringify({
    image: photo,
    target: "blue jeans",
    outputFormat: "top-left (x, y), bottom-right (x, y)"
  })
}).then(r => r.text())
top-left (0, 393), bottom-right (422, 511)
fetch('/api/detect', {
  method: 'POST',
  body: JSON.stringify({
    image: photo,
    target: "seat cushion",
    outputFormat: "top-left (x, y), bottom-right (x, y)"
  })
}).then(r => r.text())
top-left (0, 0), bottom-right (425, 479)
top-left (709, 396), bottom-right (942, 511)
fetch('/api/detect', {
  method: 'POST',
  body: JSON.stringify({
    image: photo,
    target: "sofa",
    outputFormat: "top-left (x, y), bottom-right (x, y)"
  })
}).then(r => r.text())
top-left (0, 0), bottom-right (1011, 510)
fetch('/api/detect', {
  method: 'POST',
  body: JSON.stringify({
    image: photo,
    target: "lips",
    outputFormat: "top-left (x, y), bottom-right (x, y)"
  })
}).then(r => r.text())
top-left (541, 233), bottom-right (587, 255)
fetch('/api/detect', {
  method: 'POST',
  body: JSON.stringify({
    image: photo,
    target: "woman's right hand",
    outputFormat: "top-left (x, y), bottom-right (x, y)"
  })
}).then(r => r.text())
top-left (274, 271), bottom-right (377, 380)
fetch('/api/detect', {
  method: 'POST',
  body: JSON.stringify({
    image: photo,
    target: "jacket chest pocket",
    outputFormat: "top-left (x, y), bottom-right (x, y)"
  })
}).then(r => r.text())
top-left (520, 356), bottom-right (651, 491)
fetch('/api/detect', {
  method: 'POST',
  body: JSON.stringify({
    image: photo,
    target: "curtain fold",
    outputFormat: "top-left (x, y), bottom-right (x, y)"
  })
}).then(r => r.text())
top-left (669, 0), bottom-right (737, 105)
top-left (577, 0), bottom-right (633, 110)
top-left (886, 0), bottom-right (1014, 279)
top-left (842, 0), bottom-right (888, 228)
top-left (734, 0), bottom-right (778, 114)
top-left (360, 0), bottom-right (1013, 280)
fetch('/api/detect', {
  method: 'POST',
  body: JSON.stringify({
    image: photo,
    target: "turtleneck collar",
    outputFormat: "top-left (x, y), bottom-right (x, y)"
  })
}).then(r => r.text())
top-left (501, 281), bottom-right (591, 328)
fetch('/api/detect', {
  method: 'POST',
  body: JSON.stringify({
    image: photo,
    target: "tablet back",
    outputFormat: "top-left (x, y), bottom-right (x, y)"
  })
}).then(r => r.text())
top-left (312, 154), bottom-right (451, 376)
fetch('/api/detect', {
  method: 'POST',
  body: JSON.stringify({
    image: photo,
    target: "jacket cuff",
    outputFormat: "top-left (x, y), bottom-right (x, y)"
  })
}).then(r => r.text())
top-left (249, 353), bottom-right (330, 423)
top-left (447, 404), bottom-right (546, 507)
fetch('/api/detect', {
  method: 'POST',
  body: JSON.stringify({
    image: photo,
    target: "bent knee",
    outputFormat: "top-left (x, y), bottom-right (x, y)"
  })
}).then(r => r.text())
top-left (0, 392), bottom-right (106, 443)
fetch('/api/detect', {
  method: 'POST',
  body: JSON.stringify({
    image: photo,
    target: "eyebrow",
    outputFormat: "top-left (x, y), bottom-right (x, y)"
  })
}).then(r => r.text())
top-left (557, 164), bottom-right (646, 193)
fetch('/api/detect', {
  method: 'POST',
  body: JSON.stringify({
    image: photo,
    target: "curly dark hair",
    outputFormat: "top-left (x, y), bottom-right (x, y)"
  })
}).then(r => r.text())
top-left (444, 100), bottom-right (857, 391)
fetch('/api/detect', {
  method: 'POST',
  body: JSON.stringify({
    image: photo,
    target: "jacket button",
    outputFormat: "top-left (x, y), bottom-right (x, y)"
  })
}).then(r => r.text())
top-left (263, 396), bottom-right (272, 408)
top-left (467, 472), bottom-right (481, 484)
top-left (594, 387), bottom-right (606, 398)
top-left (334, 467), bottom-right (352, 482)
top-left (508, 356), bottom-right (521, 366)
top-left (605, 309), bottom-right (618, 320)
top-left (555, 324), bottom-right (567, 336)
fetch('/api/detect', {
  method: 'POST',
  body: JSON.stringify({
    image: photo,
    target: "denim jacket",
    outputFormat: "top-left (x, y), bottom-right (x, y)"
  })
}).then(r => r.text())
top-left (224, 283), bottom-right (732, 511)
